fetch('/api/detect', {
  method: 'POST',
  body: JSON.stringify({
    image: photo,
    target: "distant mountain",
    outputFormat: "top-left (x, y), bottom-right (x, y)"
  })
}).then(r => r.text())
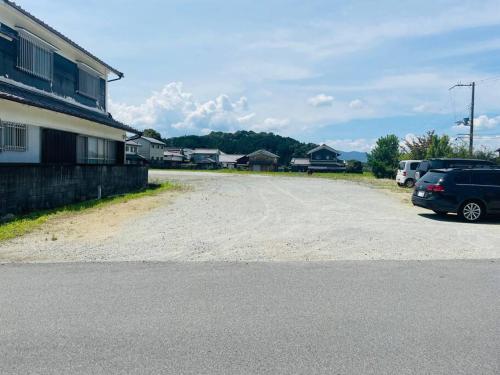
top-left (339, 151), bottom-right (368, 163)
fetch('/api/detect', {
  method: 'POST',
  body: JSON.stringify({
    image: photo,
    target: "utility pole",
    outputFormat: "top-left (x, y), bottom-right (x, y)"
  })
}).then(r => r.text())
top-left (449, 82), bottom-right (475, 156)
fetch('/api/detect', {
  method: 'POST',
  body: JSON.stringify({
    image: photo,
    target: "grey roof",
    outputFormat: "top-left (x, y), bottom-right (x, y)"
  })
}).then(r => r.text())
top-left (247, 149), bottom-right (279, 158)
top-left (0, 80), bottom-right (140, 134)
top-left (4, 1), bottom-right (123, 77)
top-left (290, 158), bottom-right (310, 166)
top-left (141, 136), bottom-right (166, 145)
top-left (219, 154), bottom-right (245, 163)
top-left (126, 140), bottom-right (140, 146)
top-left (164, 151), bottom-right (185, 158)
top-left (307, 144), bottom-right (340, 155)
top-left (192, 148), bottom-right (220, 154)
top-left (197, 157), bottom-right (217, 164)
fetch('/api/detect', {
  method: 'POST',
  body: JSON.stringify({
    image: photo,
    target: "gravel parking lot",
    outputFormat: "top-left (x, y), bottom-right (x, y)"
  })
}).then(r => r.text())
top-left (1, 171), bottom-right (499, 262)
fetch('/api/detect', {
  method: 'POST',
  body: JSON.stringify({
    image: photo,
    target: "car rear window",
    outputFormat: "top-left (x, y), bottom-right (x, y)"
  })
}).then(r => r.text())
top-left (422, 171), bottom-right (445, 184)
top-left (410, 162), bottom-right (419, 170)
top-left (399, 161), bottom-right (406, 170)
top-left (418, 161), bottom-right (429, 171)
top-left (429, 160), bottom-right (445, 169)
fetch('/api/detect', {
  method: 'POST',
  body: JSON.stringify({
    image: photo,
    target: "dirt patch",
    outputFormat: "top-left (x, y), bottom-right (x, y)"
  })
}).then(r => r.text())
top-left (0, 190), bottom-right (179, 262)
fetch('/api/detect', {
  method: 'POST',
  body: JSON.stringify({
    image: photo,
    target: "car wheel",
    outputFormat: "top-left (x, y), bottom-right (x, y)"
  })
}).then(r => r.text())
top-left (404, 179), bottom-right (415, 188)
top-left (433, 210), bottom-right (448, 217)
top-left (459, 201), bottom-right (484, 222)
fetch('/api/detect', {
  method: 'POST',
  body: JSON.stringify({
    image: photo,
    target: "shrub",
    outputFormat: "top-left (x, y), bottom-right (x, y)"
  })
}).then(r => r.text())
top-left (368, 135), bottom-right (400, 178)
top-left (345, 160), bottom-right (363, 173)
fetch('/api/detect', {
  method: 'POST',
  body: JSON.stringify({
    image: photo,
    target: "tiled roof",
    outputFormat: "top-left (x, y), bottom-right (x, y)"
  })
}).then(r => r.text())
top-left (3, 0), bottom-right (123, 77)
top-left (290, 158), bottom-right (310, 166)
top-left (219, 154), bottom-right (245, 163)
top-left (247, 149), bottom-right (279, 158)
top-left (0, 80), bottom-right (140, 134)
top-left (192, 149), bottom-right (220, 154)
top-left (141, 136), bottom-right (166, 145)
top-left (307, 144), bottom-right (340, 155)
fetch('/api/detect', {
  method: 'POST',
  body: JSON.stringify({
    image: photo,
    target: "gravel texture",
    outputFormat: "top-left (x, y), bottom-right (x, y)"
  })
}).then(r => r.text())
top-left (1, 170), bottom-right (499, 262)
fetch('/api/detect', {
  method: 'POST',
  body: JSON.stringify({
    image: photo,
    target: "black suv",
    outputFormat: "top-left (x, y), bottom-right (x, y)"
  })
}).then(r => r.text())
top-left (412, 168), bottom-right (500, 222)
top-left (415, 158), bottom-right (495, 180)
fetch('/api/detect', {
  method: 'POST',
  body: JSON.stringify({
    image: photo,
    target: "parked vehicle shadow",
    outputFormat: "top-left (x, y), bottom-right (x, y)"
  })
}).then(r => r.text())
top-left (418, 213), bottom-right (500, 225)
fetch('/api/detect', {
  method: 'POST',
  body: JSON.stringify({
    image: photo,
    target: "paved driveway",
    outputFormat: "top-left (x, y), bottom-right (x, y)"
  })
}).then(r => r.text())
top-left (0, 171), bottom-right (498, 262)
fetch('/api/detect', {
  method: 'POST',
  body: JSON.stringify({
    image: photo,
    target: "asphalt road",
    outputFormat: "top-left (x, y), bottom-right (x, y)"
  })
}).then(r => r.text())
top-left (1, 261), bottom-right (498, 374)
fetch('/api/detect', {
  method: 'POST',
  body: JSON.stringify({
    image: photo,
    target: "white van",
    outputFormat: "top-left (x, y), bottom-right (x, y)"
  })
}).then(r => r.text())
top-left (396, 160), bottom-right (421, 188)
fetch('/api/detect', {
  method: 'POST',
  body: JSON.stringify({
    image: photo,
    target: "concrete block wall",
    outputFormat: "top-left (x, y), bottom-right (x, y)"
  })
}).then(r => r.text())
top-left (0, 164), bottom-right (148, 216)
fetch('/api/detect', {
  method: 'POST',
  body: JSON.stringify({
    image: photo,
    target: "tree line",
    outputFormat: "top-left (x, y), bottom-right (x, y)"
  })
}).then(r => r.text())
top-left (368, 131), bottom-right (500, 178)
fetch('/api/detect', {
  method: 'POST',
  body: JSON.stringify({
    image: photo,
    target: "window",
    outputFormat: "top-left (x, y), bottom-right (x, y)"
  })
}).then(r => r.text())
top-left (454, 172), bottom-right (471, 185)
top-left (76, 135), bottom-right (117, 164)
top-left (399, 161), bottom-right (406, 170)
top-left (472, 172), bottom-right (500, 186)
top-left (17, 29), bottom-right (53, 81)
top-left (410, 162), bottom-right (419, 170)
top-left (0, 121), bottom-right (28, 152)
top-left (78, 66), bottom-right (100, 100)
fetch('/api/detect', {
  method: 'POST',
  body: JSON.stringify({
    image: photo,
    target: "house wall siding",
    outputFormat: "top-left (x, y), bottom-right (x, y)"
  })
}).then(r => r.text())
top-left (0, 164), bottom-right (148, 216)
top-left (0, 124), bottom-right (40, 163)
top-left (0, 23), bottom-right (106, 110)
top-left (136, 139), bottom-right (152, 160)
top-left (310, 149), bottom-right (339, 161)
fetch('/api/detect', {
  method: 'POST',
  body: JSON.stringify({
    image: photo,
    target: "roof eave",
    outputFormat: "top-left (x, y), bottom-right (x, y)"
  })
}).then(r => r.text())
top-left (0, 92), bottom-right (140, 135)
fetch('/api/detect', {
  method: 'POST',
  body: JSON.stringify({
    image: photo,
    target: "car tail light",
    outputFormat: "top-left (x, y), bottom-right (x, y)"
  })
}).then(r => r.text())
top-left (402, 171), bottom-right (407, 176)
top-left (426, 184), bottom-right (445, 192)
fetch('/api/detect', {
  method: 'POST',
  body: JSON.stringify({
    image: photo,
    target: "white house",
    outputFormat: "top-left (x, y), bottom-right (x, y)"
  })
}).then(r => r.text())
top-left (136, 136), bottom-right (166, 163)
top-left (219, 153), bottom-right (244, 169)
top-left (0, 0), bottom-right (140, 164)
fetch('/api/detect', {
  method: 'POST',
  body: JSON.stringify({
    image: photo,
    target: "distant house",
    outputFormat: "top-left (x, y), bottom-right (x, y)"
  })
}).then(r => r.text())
top-left (220, 153), bottom-right (245, 169)
top-left (125, 140), bottom-right (147, 165)
top-left (237, 149), bottom-right (279, 172)
top-left (136, 136), bottom-right (166, 165)
top-left (290, 158), bottom-right (310, 172)
top-left (191, 148), bottom-right (220, 169)
top-left (164, 150), bottom-right (185, 168)
top-left (496, 148), bottom-right (500, 158)
top-left (290, 144), bottom-right (345, 172)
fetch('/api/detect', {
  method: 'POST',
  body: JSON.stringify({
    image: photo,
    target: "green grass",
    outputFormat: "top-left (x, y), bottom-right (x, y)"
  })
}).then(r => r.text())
top-left (0, 182), bottom-right (180, 242)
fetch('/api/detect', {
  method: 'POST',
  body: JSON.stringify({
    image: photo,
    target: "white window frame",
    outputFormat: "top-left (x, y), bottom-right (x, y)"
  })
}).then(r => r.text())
top-left (16, 28), bottom-right (55, 82)
top-left (77, 62), bottom-right (101, 100)
top-left (0, 120), bottom-right (28, 152)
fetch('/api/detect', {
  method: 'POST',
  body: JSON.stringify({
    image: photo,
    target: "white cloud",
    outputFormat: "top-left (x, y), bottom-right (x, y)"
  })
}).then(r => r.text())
top-left (251, 117), bottom-right (290, 133)
top-left (473, 115), bottom-right (500, 129)
top-left (109, 82), bottom-right (254, 136)
top-left (349, 99), bottom-right (364, 110)
top-left (325, 138), bottom-right (376, 152)
top-left (308, 94), bottom-right (334, 107)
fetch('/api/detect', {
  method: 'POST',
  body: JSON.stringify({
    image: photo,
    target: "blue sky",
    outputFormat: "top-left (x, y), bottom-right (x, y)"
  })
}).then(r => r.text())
top-left (17, 0), bottom-right (500, 151)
